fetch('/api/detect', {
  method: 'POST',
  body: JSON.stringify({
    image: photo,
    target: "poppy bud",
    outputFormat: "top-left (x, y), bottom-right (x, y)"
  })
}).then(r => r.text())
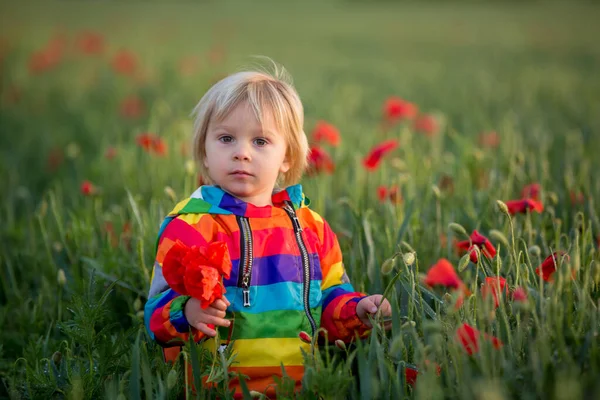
top-left (298, 331), bottom-right (312, 344)
top-left (528, 245), bottom-right (541, 258)
top-left (136, 310), bottom-right (144, 319)
top-left (548, 192), bottom-right (559, 205)
top-left (496, 200), bottom-right (510, 216)
top-left (249, 391), bottom-right (264, 399)
top-left (402, 252), bottom-right (416, 266)
top-left (432, 184), bottom-right (441, 200)
top-left (458, 254), bottom-right (470, 272)
top-left (401, 320), bottom-right (416, 329)
top-left (185, 159), bottom-right (196, 176)
top-left (448, 222), bottom-right (468, 238)
top-left (52, 351), bottom-right (62, 365)
top-left (167, 369), bottom-right (178, 390)
top-left (489, 230), bottom-right (509, 248)
top-left (335, 339), bottom-right (347, 351)
top-left (53, 242), bottom-right (63, 253)
top-left (37, 199), bottom-right (48, 219)
top-left (57, 269), bottom-right (67, 286)
top-left (66, 142), bottom-right (81, 159)
top-left (400, 241), bottom-right (415, 252)
top-left (133, 297), bottom-right (142, 311)
top-left (381, 258), bottom-right (396, 275)
top-left (164, 186), bottom-right (177, 202)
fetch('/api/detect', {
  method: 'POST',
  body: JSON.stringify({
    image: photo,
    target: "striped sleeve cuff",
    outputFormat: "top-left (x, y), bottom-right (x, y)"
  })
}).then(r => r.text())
top-left (169, 295), bottom-right (192, 333)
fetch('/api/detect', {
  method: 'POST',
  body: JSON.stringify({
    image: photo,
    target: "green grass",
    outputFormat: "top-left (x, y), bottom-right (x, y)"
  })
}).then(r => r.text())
top-left (1, 1), bottom-right (600, 399)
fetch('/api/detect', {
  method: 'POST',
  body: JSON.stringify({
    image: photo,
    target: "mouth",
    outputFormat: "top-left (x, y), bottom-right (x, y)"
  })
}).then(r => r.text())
top-left (230, 170), bottom-right (253, 177)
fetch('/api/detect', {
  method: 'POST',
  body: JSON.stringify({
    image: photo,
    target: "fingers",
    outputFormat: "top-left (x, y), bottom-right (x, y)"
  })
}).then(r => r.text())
top-left (196, 323), bottom-right (217, 337)
top-left (211, 298), bottom-right (229, 311)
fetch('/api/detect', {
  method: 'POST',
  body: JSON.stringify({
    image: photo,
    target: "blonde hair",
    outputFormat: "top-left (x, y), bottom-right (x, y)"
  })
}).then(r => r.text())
top-left (191, 60), bottom-right (308, 187)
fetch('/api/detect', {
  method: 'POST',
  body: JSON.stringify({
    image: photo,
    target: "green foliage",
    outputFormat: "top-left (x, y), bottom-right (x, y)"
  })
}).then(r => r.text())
top-left (1, 0), bottom-right (600, 399)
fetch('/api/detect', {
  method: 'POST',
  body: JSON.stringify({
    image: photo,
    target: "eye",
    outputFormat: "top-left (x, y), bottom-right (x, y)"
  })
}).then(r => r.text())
top-left (254, 138), bottom-right (268, 147)
top-left (219, 135), bottom-right (233, 143)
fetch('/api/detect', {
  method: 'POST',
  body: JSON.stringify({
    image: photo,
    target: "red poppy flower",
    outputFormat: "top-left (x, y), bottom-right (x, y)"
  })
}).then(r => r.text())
top-left (162, 240), bottom-right (232, 308)
top-left (535, 251), bottom-right (569, 282)
top-left (480, 276), bottom-right (508, 308)
top-left (103, 221), bottom-right (118, 248)
top-left (478, 131), bottom-right (500, 149)
top-left (104, 147), bottom-right (117, 160)
top-left (511, 287), bottom-right (527, 303)
top-left (505, 198), bottom-right (544, 215)
top-left (377, 185), bottom-right (402, 204)
top-left (424, 258), bottom-right (463, 289)
top-left (311, 121), bottom-right (341, 147)
top-left (521, 183), bottom-right (541, 200)
top-left (80, 180), bottom-right (96, 196)
top-left (112, 49), bottom-right (137, 76)
top-left (152, 137), bottom-right (168, 156)
top-left (569, 191), bottom-right (584, 205)
top-left (47, 147), bottom-right (64, 171)
top-left (405, 366), bottom-right (418, 386)
top-left (456, 230), bottom-right (496, 263)
top-left (161, 240), bottom-right (190, 294)
top-left (76, 31), bottom-right (104, 55)
top-left (119, 95), bottom-right (144, 119)
top-left (383, 97), bottom-right (418, 123)
top-left (362, 139), bottom-right (399, 171)
top-left (307, 145), bottom-right (335, 175)
top-left (456, 323), bottom-right (503, 355)
top-left (136, 133), bottom-right (154, 151)
top-left (413, 114), bottom-right (439, 137)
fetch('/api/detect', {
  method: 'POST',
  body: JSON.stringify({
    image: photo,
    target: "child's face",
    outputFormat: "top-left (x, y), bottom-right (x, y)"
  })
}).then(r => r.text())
top-left (204, 101), bottom-right (290, 206)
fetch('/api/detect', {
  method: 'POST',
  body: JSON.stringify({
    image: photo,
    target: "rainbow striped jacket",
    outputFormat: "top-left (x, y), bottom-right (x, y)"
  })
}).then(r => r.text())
top-left (145, 184), bottom-right (368, 396)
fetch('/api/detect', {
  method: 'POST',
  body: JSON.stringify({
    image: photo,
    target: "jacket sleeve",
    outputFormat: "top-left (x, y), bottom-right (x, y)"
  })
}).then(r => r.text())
top-left (144, 214), bottom-right (212, 347)
top-left (317, 218), bottom-right (370, 343)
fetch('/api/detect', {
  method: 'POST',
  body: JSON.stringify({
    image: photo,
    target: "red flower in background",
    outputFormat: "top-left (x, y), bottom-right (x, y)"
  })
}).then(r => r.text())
top-left (362, 139), bottom-right (399, 171)
top-left (307, 145), bottom-right (335, 175)
top-left (311, 121), bottom-right (341, 147)
top-left (480, 276), bottom-right (508, 308)
top-left (80, 180), bottom-right (96, 196)
top-left (413, 114), bottom-right (439, 136)
top-left (511, 287), bottom-right (528, 303)
top-left (505, 198), bottom-right (544, 215)
top-left (162, 240), bottom-right (232, 308)
top-left (76, 31), bottom-right (104, 55)
top-left (104, 147), bottom-right (117, 160)
top-left (456, 323), bottom-right (503, 355)
top-left (478, 131), bottom-right (500, 149)
top-left (47, 147), bottom-right (65, 171)
top-left (112, 49), bottom-right (137, 76)
top-left (521, 183), bottom-right (541, 200)
top-left (377, 185), bottom-right (402, 204)
top-left (535, 251), bottom-right (569, 282)
top-left (569, 191), bottom-right (584, 205)
top-left (456, 230), bottom-right (496, 263)
top-left (383, 97), bottom-right (418, 123)
top-left (120, 95), bottom-right (144, 119)
top-left (179, 55), bottom-right (200, 77)
top-left (424, 258), bottom-right (464, 290)
top-left (136, 133), bottom-right (167, 156)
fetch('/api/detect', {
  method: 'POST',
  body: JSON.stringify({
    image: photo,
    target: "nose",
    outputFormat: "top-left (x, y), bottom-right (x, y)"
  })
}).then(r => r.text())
top-left (232, 142), bottom-right (252, 162)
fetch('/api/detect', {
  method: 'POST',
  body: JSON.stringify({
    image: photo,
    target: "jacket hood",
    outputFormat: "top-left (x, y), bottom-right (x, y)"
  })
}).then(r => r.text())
top-left (167, 184), bottom-right (309, 218)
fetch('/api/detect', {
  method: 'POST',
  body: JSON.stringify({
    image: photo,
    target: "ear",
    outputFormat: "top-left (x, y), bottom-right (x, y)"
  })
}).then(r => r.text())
top-left (279, 156), bottom-right (291, 174)
top-left (203, 155), bottom-right (209, 169)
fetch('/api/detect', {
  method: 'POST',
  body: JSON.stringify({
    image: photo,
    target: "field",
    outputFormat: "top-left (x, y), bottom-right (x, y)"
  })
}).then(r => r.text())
top-left (1, 0), bottom-right (600, 399)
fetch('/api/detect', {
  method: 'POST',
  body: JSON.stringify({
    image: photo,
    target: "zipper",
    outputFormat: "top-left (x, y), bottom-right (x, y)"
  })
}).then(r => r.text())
top-left (283, 201), bottom-right (317, 336)
top-left (236, 216), bottom-right (254, 307)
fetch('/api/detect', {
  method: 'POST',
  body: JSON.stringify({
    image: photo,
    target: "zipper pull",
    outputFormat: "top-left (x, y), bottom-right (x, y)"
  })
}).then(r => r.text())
top-left (242, 288), bottom-right (250, 307)
top-left (286, 204), bottom-right (303, 232)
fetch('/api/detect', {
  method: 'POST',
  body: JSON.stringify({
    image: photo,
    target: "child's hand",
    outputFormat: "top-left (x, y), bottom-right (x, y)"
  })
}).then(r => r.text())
top-left (356, 295), bottom-right (392, 330)
top-left (184, 296), bottom-right (231, 337)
